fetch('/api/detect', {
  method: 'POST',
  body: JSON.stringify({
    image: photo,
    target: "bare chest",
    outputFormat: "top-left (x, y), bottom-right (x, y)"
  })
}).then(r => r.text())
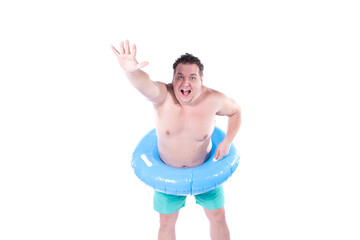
top-left (155, 101), bottom-right (216, 141)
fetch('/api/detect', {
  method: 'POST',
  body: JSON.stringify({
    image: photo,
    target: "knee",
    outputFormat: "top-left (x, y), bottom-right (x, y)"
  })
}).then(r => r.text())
top-left (159, 212), bottom-right (179, 228)
top-left (205, 207), bottom-right (227, 224)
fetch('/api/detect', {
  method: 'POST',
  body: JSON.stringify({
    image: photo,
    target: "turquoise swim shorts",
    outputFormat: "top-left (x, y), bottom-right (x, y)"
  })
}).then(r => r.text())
top-left (153, 186), bottom-right (225, 214)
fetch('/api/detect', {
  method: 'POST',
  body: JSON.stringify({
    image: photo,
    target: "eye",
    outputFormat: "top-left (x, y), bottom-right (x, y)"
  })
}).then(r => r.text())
top-left (177, 76), bottom-right (184, 80)
top-left (190, 76), bottom-right (196, 80)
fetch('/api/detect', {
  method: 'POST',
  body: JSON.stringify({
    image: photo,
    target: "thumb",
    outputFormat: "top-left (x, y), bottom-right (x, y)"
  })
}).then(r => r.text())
top-left (137, 61), bottom-right (149, 69)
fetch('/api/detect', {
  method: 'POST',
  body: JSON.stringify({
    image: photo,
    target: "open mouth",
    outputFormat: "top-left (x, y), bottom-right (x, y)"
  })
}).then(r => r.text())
top-left (181, 89), bottom-right (191, 96)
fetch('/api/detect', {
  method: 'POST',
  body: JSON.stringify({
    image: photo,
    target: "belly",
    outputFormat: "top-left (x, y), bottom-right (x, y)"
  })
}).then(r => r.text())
top-left (157, 137), bottom-right (212, 168)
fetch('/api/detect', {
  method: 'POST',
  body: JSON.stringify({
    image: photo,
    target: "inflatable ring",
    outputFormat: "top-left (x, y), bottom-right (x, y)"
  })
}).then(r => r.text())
top-left (131, 127), bottom-right (240, 195)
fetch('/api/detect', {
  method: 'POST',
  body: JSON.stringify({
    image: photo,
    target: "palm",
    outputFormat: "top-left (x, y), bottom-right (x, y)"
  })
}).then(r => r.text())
top-left (117, 54), bottom-right (141, 72)
top-left (111, 40), bottom-right (148, 73)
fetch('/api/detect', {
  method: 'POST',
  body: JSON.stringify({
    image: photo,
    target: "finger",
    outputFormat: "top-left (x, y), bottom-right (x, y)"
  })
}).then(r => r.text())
top-left (111, 45), bottom-right (120, 55)
top-left (131, 44), bottom-right (137, 57)
top-left (124, 40), bottom-right (130, 54)
top-left (119, 41), bottom-right (125, 54)
top-left (214, 149), bottom-right (219, 160)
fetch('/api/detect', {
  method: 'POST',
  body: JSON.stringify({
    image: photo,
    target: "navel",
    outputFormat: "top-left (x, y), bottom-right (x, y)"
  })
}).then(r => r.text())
top-left (166, 130), bottom-right (170, 135)
top-left (203, 134), bottom-right (208, 139)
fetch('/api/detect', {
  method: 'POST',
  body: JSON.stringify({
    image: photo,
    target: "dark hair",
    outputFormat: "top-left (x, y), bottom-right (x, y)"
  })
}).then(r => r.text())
top-left (173, 53), bottom-right (204, 76)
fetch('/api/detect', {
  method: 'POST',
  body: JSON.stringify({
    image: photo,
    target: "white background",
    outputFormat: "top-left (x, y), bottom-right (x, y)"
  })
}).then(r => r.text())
top-left (1, 0), bottom-right (359, 239)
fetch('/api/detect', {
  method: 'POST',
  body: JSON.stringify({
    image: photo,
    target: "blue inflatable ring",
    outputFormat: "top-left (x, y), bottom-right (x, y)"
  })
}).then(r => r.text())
top-left (131, 127), bottom-right (240, 195)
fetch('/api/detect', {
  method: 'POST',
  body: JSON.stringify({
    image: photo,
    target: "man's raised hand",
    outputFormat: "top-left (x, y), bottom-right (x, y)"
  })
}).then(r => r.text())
top-left (111, 40), bottom-right (149, 73)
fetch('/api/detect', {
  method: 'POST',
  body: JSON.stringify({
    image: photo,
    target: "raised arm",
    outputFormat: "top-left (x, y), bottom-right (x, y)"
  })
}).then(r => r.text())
top-left (111, 40), bottom-right (167, 104)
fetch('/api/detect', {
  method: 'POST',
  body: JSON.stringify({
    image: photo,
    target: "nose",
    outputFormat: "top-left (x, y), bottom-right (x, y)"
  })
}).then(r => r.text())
top-left (183, 77), bottom-right (190, 85)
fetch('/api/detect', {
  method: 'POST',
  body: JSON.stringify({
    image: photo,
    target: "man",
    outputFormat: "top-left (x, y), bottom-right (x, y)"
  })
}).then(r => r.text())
top-left (112, 40), bottom-right (241, 240)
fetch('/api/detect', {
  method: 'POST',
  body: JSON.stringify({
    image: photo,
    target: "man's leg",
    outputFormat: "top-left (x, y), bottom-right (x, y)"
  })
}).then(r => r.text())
top-left (204, 207), bottom-right (230, 240)
top-left (154, 191), bottom-right (186, 240)
top-left (195, 186), bottom-right (229, 239)
top-left (158, 211), bottom-right (180, 240)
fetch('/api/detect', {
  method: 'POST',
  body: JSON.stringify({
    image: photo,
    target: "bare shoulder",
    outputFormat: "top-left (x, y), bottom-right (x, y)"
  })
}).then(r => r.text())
top-left (153, 83), bottom-right (178, 108)
top-left (165, 83), bottom-right (174, 91)
top-left (154, 81), bottom-right (168, 90)
top-left (164, 83), bottom-right (176, 98)
top-left (203, 87), bottom-right (228, 101)
top-left (204, 87), bottom-right (240, 116)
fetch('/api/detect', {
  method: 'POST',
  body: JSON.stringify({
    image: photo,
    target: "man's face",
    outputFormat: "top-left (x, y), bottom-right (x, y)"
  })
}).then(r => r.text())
top-left (172, 63), bottom-right (203, 105)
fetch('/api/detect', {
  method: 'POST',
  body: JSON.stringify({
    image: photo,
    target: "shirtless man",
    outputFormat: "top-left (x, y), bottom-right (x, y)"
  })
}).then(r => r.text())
top-left (112, 40), bottom-right (241, 240)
